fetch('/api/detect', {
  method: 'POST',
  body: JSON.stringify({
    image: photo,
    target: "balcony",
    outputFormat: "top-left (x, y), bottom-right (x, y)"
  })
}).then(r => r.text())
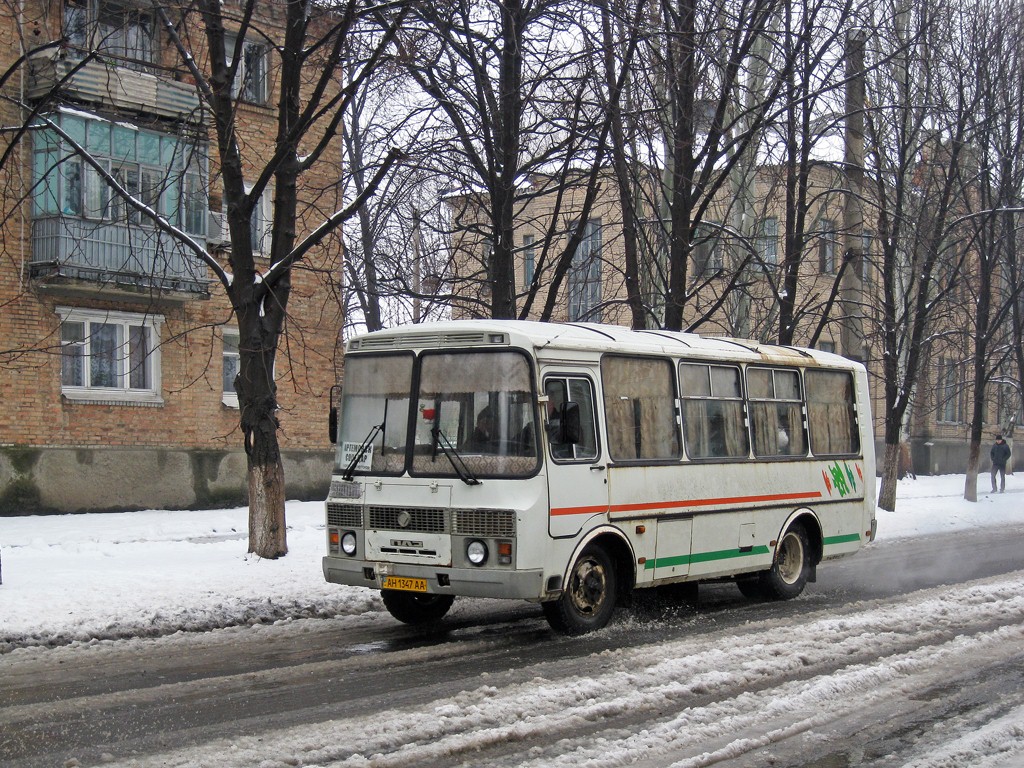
top-left (30, 217), bottom-right (210, 301)
top-left (27, 52), bottom-right (202, 124)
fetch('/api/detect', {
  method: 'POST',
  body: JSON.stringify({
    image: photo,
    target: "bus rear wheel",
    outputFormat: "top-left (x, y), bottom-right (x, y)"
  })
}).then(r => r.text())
top-left (381, 590), bottom-right (455, 625)
top-left (760, 523), bottom-right (811, 600)
top-left (736, 524), bottom-right (812, 601)
top-left (543, 544), bottom-right (617, 635)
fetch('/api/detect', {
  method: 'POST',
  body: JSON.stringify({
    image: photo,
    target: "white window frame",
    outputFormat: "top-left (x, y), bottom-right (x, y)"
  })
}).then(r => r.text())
top-left (64, 0), bottom-right (156, 69)
top-left (568, 219), bottom-right (602, 321)
top-left (757, 217), bottom-right (778, 269)
top-left (57, 307), bottom-right (163, 405)
top-left (819, 219), bottom-right (838, 274)
top-left (221, 184), bottom-right (272, 256)
top-left (222, 328), bottom-right (240, 408)
top-left (226, 34), bottom-right (269, 105)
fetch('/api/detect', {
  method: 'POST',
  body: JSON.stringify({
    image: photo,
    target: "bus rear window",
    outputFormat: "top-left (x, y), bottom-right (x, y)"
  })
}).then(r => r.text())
top-left (805, 369), bottom-right (860, 456)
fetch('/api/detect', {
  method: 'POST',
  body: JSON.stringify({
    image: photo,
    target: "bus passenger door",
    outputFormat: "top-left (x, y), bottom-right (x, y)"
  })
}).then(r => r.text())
top-left (542, 374), bottom-right (608, 538)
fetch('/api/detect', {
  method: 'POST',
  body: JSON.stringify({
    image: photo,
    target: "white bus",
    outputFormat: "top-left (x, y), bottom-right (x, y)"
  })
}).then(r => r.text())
top-left (323, 320), bottom-right (876, 634)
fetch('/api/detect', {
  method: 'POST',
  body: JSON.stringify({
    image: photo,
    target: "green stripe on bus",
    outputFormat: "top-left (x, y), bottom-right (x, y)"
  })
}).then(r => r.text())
top-left (823, 533), bottom-right (861, 546)
top-left (644, 545), bottom-right (771, 570)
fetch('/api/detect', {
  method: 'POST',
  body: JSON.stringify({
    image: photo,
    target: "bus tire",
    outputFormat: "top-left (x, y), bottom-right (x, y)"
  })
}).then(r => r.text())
top-left (380, 590), bottom-right (455, 625)
top-left (760, 523), bottom-right (811, 600)
top-left (736, 577), bottom-right (767, 600)
top-left (543, 544), bottom-right (617, 635)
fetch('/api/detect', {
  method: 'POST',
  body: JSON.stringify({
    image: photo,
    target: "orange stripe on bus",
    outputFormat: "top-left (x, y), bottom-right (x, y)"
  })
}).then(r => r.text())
top-left (550, 504), bottom-right (611, 516)
top-left (550, 490), bottom-right (823, 517)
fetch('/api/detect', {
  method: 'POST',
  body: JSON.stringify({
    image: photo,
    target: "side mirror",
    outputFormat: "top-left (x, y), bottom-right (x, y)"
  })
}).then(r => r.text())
top-left (328, 385), bottom-right (341, 444)
top-left (559, 401), bottom-right (581, 444)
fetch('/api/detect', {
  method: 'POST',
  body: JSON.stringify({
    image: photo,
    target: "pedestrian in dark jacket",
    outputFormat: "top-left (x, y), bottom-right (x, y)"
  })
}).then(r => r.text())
top-left (990, 434), bottom-right (1011, 493)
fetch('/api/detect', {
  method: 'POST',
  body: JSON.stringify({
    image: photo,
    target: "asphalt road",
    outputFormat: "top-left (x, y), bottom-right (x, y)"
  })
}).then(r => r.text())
top-left (2, 525), bottom-right (1022, 768)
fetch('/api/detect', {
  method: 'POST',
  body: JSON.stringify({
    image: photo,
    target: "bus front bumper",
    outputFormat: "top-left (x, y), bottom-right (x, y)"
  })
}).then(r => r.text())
top-left (322, 555), bottom-right (548, 601)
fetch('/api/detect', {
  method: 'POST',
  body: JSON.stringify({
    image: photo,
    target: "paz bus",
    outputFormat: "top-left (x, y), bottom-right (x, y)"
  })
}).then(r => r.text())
top-left (323, 320), bottom-right (876, 634)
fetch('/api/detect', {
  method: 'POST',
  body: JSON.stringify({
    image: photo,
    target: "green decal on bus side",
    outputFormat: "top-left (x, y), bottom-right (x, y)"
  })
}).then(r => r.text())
top-left (823, 533), bottom-right (862, 546)
top-left (644, 533), bottom-right (862, 572)
top-left (644, 545), bottom-right (771, 571)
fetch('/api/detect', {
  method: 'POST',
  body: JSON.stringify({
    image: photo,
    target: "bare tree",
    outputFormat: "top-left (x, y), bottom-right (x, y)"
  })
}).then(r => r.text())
top-left (959, 0), bottom-right (1024, 501)
top-left (392, 0), bottom-right (646, 322)
top-left (3, 0), bottom-right (406, 555)
top-left (861, 0), bottom-right (984, 510)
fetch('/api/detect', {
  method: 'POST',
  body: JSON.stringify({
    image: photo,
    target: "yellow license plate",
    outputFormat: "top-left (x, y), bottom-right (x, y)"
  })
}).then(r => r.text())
top-left (382, 576), bottom-right (428, 593)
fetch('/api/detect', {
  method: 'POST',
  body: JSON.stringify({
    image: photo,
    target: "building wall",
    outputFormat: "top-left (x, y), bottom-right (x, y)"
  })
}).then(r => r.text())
top-left (0, 446), bottom-right (331, 514)
top-left (0, 1), bottom-right (341, 514)
top-left (448, 167), bottom-right (1002, 475)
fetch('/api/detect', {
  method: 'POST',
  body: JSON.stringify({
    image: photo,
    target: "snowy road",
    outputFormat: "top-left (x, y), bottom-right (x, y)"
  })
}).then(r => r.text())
top-left (2, 526), bottom-right (1024, 768)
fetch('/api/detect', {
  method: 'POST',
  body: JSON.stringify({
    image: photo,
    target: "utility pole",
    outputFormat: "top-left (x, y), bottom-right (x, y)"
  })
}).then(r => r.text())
top-left (412, 208), bottom-right (422, 323)
top-left (840, 29), bottom-right (867, 363)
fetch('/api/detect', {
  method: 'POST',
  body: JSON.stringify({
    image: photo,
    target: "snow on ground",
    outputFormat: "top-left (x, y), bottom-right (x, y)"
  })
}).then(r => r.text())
top-left (0, 474), bottom-right (1020, 653)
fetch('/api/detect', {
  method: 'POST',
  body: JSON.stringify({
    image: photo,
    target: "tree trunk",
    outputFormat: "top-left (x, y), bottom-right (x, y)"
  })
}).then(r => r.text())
top-left (877, 440), bottom-right (900, 512)
top-left (964, 439), bottom-right (981, 503)
top-left (247, 455), bottom-right (287, 559)
top-left (240, 385), bottom-right (287, 558)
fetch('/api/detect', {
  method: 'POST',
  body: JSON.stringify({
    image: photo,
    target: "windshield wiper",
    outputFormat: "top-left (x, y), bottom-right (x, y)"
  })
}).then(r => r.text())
top-left (430, 427), bottom-right (481, 486)
top-left (342, 400), bottom-right (388, 481)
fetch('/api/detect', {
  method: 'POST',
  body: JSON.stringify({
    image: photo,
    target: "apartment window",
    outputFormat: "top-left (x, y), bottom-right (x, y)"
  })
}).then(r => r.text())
top-left (568, 219), bottom-right (602, 321)
top-left (64, 0), bottom-right (155, 69)
top-left (937, 356), bottom-right (962, 423)
top-left (245, 184), bottom-right (273, 255)
top-left (228, 35), bottom-right (269, 105)
top-left (222, 330), bottom-right (240, 408)
top-left (32, 112), bottom-right (208, 235)
top-left (756, 217), bottom-right (778, 269)
top-left (58, 308), bottom-right (162, 403)
top-left (819, 219), bottom-right (838, 273)
top-left (861, 230), bottom-right (874, 281)
top-left (183, 168), bottom-right (207, 235)
top-left (522, 234), bottom-right (535, 289)
top-left (694, 222), bottom-right (723, 276)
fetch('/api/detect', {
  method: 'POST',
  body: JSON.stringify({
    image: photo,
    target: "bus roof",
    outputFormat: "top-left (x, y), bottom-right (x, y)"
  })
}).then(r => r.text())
top-left (346, 320), bottom-right (862, 370)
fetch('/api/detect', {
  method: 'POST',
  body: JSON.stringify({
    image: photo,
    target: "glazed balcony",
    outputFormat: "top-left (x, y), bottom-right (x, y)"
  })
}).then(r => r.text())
top-left (27, 51), bottom-right (202, 124)
top-left (30, 217), bottom-right (210, 300)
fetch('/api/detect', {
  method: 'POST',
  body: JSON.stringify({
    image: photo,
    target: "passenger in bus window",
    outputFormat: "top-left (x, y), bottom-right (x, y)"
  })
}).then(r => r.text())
top-left (545, 382), bottom-right (573, 458)
top-left (466, 406), bottom-right (494, 452)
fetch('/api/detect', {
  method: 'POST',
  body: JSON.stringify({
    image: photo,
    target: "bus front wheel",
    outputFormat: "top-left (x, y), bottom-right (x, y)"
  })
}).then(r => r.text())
top-left (543, 544), bottom-right (617, 635)
top-left (381, 590), bottom-right (455, 625)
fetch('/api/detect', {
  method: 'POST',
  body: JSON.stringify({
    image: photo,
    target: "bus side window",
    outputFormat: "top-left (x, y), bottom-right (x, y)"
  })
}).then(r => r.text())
top-left (544, 377), bottom-right (599, 461)
top-left (748, 367), bottom-right (807, 457)
top-left (601, 356), bottom-right (681, 462)
top-left (680, 362), bottom-right (749, 460)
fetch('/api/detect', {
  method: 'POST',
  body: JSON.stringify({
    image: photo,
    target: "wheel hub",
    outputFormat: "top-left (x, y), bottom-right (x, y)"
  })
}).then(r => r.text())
top-left (571, 560), bottom-right (606, 615)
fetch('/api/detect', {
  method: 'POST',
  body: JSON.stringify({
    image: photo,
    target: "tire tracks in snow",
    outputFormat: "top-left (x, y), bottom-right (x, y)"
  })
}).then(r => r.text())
top-left (101, 569), bottom-right (1024, 768)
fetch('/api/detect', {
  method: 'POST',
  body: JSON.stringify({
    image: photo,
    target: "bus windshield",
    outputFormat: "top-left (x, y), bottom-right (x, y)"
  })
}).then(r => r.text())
top-left (337, 350), bottom-right (539, 478)
top-left (336, 353), bottom-right (414, 475)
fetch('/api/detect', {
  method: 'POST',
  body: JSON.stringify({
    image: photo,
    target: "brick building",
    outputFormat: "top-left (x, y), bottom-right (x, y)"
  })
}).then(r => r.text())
top-left (0, 1), bottom-right (341, 514)
top-left (447, 165), bottom-right (1016, 475)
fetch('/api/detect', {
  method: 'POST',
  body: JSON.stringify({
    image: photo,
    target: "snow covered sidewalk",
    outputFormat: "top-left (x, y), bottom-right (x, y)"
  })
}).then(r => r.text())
top-left (0, 475), bottom-right (1021, 653)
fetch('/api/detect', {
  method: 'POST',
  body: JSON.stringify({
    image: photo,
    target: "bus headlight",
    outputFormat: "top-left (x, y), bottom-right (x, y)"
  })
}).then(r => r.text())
top-left (341, 531), bottom-right (358, 556)
top-left (467, 539), bottom-right (488, 566)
